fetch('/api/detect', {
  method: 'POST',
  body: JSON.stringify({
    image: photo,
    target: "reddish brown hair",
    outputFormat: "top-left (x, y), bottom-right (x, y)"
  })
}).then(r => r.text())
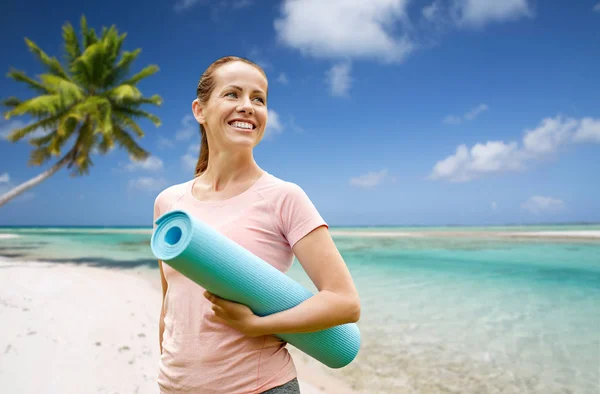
top-left (194, 56), bottom-right (268, 177)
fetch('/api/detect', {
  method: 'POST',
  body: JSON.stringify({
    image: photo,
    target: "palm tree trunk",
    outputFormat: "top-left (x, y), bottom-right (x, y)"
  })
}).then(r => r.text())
top-left (0, 150), bottom-right (75, 208)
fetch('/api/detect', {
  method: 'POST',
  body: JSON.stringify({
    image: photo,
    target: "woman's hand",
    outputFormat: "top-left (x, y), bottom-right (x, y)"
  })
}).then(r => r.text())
top-left (203, 291), bottom-right (265, 337)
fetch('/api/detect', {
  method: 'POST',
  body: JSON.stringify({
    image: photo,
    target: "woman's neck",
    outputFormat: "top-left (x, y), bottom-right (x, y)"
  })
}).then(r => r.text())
top-left (199, 150), bottom-right (263, 192)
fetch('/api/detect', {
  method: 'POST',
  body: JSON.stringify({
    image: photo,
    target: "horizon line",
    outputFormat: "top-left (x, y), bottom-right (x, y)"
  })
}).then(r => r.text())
top-left (1, 222), bottom-right (599, 229)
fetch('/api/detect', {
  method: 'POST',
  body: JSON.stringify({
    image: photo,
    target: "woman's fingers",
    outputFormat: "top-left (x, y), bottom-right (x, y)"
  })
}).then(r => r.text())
top-left (212, 303), bottom-right (226, 316)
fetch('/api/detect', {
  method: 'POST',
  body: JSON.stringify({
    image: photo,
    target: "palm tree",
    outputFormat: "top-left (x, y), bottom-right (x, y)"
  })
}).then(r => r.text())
top-left (0, 15), bottom-right (162, 208)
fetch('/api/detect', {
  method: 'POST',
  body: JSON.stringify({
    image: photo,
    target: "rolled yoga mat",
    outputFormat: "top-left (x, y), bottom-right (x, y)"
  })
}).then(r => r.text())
top-left (151, 209), bottom-right (361, 369)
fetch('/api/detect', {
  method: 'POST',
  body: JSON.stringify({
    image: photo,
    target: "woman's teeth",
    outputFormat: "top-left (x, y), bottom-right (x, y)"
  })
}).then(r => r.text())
top-left (230, 121), bottom-right (254, 130)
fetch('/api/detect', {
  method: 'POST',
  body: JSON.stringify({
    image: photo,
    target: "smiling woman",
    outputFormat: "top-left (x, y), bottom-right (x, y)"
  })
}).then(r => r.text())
top-left (153, 56), bottom-right (361, 394)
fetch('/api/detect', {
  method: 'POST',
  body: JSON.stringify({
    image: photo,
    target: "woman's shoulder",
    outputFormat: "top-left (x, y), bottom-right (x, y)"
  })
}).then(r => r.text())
top-left (257, 171), bottom-right (309, 199)
top-left (257, 172), bottom-right (321, 215)
top-left (154, 179), bottom-right (194, 214)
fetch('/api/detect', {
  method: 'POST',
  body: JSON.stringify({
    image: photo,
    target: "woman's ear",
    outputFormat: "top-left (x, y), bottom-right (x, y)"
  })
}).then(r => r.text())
top-left (192, 99), bottom-right (205, 124)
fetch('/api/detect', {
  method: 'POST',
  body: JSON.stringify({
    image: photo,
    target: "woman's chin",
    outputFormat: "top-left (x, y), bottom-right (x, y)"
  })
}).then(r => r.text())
top-left (224, 136), bottom-right (258, 150)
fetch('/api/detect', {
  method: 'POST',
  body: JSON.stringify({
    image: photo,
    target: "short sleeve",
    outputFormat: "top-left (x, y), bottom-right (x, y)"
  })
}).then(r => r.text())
top-left (153, 194), bottom-right (161, 229)
top-left (278, 182), bottom-right (328, 248)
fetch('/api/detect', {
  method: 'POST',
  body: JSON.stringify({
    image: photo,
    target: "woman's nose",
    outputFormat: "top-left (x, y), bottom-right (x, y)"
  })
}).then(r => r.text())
top-left (237, 96), bottom-right (253, 114)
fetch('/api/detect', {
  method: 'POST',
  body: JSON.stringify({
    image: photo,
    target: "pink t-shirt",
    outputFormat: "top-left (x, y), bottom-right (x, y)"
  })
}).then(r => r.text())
top-left (153, 171), bottom-right (328, 394)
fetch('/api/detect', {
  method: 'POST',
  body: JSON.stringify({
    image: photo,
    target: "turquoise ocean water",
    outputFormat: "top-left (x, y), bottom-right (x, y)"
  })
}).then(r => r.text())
top-left (0, 225), bottom-right (599, 393)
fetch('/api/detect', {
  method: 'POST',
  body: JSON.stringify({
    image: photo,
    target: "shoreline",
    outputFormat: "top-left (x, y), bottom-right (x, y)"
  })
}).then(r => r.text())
top-left (329, 229), bottom-right (600, 241)
top-left (0, 257), bottom-right (359, 394)
top-left (2, 229), bottom-right (600, 241)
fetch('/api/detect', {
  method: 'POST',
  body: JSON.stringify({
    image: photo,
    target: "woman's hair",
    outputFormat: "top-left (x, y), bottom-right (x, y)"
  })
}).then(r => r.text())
top-left (194, 56), bottom-right (268, 177)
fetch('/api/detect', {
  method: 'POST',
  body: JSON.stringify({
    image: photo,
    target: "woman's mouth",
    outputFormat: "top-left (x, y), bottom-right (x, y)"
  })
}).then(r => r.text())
top-left (228, 120), bottom-right (256, 132)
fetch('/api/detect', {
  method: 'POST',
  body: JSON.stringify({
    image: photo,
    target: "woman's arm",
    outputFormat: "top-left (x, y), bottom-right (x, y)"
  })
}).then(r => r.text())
top-left (252, 225), bottom-right (360, 334)
top-left (204, 226), bottom-right (361, 336)
top-left (158, 260), bottom-right (168, 354)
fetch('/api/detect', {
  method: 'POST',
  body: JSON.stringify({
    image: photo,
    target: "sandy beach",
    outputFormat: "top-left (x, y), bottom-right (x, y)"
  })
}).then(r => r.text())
top-left (0, 258), bottom-right (360, 394)
top-left (330, 229), bottom-right (600, 240)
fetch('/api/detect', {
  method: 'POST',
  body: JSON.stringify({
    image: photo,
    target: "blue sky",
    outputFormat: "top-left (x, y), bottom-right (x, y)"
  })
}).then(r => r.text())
top-left (1, 0), bottom-right (599, 226)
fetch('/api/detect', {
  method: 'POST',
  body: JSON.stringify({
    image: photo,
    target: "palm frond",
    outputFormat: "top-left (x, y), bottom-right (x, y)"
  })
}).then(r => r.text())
top-left (24, 38), bottom-right (70, 80)
top-left (4, 94), bottom-right (66, 119)
top-left (62, 22), bottom-right (81, 66)
top-left (119, 65), bottom-right (159, 86)
top-left (113, 106), bottom-right (161, 126)
top-left (57, 114), bottom-right (79, 138)
top-left (114, 112), bottom-right (144, 137)
top-left (112, 124), bottom-right (149, 160)
top-left (6, 69), bottom-right (51, 94)
top-left (68, 96), bottom-right (109, 122)
top-left (69, 118), bottom-right (95, 176)
top-left (121, 94), bottom-right (163, 108)
top-left (96, 129), bottom-right (116, 154)
top-left (80, 15), bottom-right (98, 48)
top-left (29, 145), bottom-right (54, 166)
top-left (103, 48), bottom-right (141, 88)
top-left (39, 74), bottom-right (84, 102)
top-left (99, 30), bottom-right (128, 87)
top-left (72, 41), bottom-right (104, 88)
top-left (2, 97), bottom-right (23, 109)
top-left (28, 129), bottom-right (58, 147)
top-left (96, 98), bottom-right (113, 136)
top-left (5, 113), bottom-right (62, 142)
top-left (48, 118), bottom-right (78, 156)
top-left (105, 84), bottom-right (142, 103)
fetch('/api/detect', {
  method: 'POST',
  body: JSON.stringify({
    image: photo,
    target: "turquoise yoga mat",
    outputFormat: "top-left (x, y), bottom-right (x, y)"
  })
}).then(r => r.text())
top-left (151, 209), bottom-right (361, 369)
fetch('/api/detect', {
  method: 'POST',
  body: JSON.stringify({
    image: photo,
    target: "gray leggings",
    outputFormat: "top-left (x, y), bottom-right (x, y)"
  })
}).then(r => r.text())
top-left (261, 378), bottom-right (301, 393)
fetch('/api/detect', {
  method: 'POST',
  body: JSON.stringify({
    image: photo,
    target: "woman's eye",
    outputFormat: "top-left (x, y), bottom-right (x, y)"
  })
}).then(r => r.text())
top-left (225, 92), bottom-right (237, 98)
top-left (253, 97), bottom-right (265, 104)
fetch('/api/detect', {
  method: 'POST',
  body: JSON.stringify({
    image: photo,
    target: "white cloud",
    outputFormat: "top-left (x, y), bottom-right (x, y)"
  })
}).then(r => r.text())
top-left (265, 109), bottom-right (284, 138)
top-left (443, 103), bottom-right (489, 124)
top-left (429, 141), bottom-right (523, 183)
top-left (422, 1), bottom-right (442, 22)
top-left (522, 116), bottom-right (575, 154)
top-left (157, 114), bottom-right (198, 149)
top-left (277, 73), bottom-right (289, 84)
top-left (442, 115), bottom-right (462, 125)
top-left (430, 115), bottom-right (600, 183)
top-left (521, 196), bottom-right (565, 215)
top-left (572, 117), bottom-right (600, 143)
top-left (349, 169), bottom-right (395, 188)
top-left (0, 173), bottom-right (9, 183)
top-left (465, 104), bottom-right (490, 120)
top-left (326, 62), bottom-right (352, 97)
top-left (491, 201), bottom-right (497, 210)
top-left (129, 177), bottom-right (167, 192)
top-left (593, 2), bottom-right (600, 12)
top-left (182, 144), bottom-right (200, 172)
top-left (274, 0), bottom-right (414, 64)
top-left (158, 136), bottom-right (175, 148)
top-left (176, 114), bottom-right (197, 141)
top-left (124, 156), bottom-right (164, 172)
top-left (452, 0), bottom-right (533, 28)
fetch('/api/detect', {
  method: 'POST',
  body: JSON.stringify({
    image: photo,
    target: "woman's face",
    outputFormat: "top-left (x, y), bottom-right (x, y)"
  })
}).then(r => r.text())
top-left (194, 61), bottom-right (268, 152)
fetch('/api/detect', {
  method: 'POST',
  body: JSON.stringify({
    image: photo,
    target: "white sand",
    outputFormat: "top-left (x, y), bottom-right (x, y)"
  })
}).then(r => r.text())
top-left (501, 230), bottom-right (600, 238)
top-left (0, 259), bottom-right (358, 394)
top-left (330, 231), bottom-right (423, 238)
top-left (330, 230), bottom-right (600, 240)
